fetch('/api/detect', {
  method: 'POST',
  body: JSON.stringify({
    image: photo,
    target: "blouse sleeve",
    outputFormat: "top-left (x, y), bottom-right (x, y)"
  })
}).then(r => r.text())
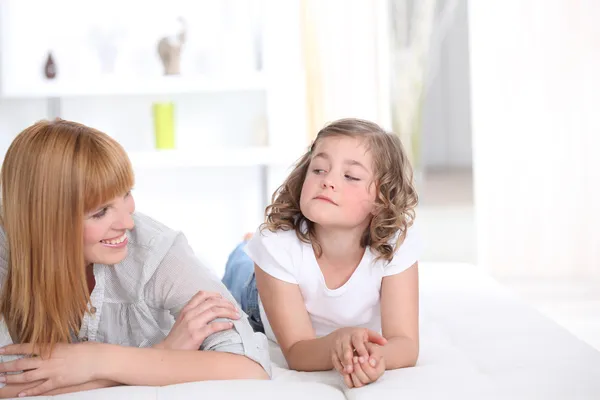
top-left (145, 232), bottom-right (271, 376)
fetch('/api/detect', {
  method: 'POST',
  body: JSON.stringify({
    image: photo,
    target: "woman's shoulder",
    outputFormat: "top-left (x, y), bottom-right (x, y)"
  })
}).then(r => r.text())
top-left (123, 212), bottom-right (181, 275)
top-left (129, 212), bottom-right (178, 248)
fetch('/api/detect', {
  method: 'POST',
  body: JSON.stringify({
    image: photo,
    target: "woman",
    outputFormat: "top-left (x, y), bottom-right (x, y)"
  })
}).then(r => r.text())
top-left (0, 119), bottom-right (270, 398)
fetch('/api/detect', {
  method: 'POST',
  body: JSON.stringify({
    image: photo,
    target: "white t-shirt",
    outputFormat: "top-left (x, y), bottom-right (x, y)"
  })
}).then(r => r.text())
top-left (245, 224), bottom-right (423, 343)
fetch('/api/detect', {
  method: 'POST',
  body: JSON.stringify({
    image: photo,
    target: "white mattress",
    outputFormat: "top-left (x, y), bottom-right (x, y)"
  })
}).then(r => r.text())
top-left (12, 263), bottom-right (600, 399)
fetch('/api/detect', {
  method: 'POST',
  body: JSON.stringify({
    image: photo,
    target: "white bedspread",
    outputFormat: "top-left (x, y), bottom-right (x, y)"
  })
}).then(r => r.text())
top-left (10, 263), bottom-right (600, 399)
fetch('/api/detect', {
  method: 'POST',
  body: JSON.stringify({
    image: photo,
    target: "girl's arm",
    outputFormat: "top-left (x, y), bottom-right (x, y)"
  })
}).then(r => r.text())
top-left (379, 262), bottom-right (420, 369)
top-left (254, 265), bottom-right (335, 371)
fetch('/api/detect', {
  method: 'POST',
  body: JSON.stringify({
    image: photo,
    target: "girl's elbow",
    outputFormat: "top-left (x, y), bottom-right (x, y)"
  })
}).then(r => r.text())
top-left (409, 344), bottom-right (419, 367)
top-left (406, 354), bottom-right (418, 368)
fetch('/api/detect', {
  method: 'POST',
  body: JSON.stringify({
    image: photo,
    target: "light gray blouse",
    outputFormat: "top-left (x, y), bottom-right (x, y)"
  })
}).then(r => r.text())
top-left (0, 212), bottom-right (270, 376)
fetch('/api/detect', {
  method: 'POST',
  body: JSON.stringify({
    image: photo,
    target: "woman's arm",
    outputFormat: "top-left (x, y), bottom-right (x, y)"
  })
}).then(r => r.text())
top-left (379, 262), bottom-right (420, 369)
top-left (0, 348), bottom-right (267, 398)
top-left (0, 342), bottom-right (267, 398)
top-left (0, 380), bottom-right (118, 398)
top-left (96, 345), bottom-right (267, 386)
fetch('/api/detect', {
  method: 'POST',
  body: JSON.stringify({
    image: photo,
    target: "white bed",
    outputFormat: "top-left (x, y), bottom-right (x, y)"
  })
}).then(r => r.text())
top-left (14, 263), bottom-right (600, 399)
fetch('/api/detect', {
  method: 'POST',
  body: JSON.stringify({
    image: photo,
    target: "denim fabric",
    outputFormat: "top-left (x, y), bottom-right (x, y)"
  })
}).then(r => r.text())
top-left (222, 242), bottom-right (264, 333)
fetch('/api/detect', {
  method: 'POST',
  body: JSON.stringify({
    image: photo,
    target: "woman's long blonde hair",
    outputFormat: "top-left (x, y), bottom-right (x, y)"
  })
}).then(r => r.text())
top-left (263, 118), bottom-right (418, 262)
top-left (0, 119), bottom-right (134, 354)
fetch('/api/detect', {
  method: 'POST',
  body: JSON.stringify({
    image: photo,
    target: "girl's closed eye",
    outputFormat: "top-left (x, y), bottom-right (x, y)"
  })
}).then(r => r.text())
top-left (344, 174), bottom-right (360, 181)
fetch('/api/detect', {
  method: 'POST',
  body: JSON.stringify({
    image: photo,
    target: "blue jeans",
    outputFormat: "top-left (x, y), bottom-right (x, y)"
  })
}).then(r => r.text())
top-left (222, 242), bottom-right (264, 333)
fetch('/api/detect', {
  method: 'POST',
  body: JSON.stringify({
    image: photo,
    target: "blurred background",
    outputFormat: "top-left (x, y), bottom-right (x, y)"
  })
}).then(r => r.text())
top-left (0, 1), bottom-right (598, 350)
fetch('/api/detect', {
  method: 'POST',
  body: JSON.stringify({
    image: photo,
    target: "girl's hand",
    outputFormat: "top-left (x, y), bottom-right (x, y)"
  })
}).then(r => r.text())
top-left (0, 342), bottom-right (103, 397)
top-left (157, 291), bottom-right (240, 351)
top-left (330, 327), bottom-right (387, 375)
top-left (346, 342), bottom-right (386, 388)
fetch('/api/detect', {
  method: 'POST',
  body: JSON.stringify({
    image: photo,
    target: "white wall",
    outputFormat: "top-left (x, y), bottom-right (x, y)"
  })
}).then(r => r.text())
top-left (0, 0), bottom-right (306, 277)
top-left (421, 0), bottom-right (472, 169)
top-left (469, 0), bottom-right (600, 279)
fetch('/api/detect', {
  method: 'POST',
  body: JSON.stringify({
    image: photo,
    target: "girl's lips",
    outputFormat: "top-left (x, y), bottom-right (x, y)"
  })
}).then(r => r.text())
top-left (314, 195), bottom-right (337, 205)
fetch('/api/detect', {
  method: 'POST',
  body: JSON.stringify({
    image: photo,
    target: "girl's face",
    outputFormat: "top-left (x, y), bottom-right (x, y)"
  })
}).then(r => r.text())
top-left (300, 136), bottom-right (377, 230)
top-left (83, 190), bottom-right (135, 266)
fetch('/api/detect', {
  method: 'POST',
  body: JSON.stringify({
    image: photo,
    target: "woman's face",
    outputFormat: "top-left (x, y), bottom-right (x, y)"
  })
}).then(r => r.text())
top-left (83, 190), bottom-right (135, 266)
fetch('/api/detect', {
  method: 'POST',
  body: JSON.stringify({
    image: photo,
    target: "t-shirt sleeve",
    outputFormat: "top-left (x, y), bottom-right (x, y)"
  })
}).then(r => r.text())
top-left (244, 228), bottom-right (298, 284)
top-left (383, 223), bottom-right (424, 277)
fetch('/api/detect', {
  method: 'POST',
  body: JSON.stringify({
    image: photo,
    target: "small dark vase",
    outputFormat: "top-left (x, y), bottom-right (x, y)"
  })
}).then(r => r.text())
top-left (44, 51), bottom-right (57, 79)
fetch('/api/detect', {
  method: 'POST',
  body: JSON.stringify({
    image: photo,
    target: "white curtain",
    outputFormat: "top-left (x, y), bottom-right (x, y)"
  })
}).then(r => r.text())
top-left (469, 0), bottom-right (600, 279)
top-left (300, 0), bottom-right (392, 141)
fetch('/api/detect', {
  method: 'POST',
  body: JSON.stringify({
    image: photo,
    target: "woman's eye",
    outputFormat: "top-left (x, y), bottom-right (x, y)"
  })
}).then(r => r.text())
top-left (92, 208), bottom-right (108, 219)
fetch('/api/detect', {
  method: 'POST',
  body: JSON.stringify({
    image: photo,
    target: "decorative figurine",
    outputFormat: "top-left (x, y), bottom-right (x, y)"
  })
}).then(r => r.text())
top-left (157, 17), bottom-right (187, 75)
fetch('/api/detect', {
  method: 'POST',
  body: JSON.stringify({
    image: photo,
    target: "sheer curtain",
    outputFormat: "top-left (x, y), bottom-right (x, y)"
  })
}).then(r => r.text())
top-left (300, 0), bottom-right (387, 141)
top-left (469, 0), bottom-right (600, 279)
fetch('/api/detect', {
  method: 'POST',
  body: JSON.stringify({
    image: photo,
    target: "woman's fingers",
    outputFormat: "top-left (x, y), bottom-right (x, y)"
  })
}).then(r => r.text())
top-left (198, 321), bottom-right (235, 339)
top-left (18, 379), bottom-right (54, 398)
top-left (0, 357), bottom-right (41, 374)
top-left (1, 368), bottom-right (44, 384)
top-left (181, 298), bottom-right (240, 324)
top-left (0, 343), bottom-right (36, 356)
top-left (181, 291), bottom-right (224, 314)
top-left (191, 306), bottom-right (241, 328)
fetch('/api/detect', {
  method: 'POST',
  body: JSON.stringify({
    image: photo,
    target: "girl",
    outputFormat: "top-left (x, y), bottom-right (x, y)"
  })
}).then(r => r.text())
top-left (0, 119), bottom-right (270, 398)
top-left (223, 118), bottom-right (421, 388)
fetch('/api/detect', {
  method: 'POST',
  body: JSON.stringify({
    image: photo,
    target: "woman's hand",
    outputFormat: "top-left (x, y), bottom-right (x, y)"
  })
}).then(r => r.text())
top-left (329, 327), bottom-right (387, 376)
top-left (0, 342), bottom-right (103, 397)
top-left (156, 291), bottom-right (240, 351)
top-left (346, 342), bottom-right (386, 388)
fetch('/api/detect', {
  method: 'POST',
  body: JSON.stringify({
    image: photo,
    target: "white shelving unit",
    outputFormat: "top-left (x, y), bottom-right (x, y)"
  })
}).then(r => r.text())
top-left (128, 147), bottom-right (301, 169)
top-left (0, 0), bottom-right (308, 275)
top-left (0, 73), bottom-right (268, 98)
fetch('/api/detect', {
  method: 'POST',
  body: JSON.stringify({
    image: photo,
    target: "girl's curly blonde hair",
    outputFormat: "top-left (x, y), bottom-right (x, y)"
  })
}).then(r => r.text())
top-left (262, 118), bottom-right (418, 262)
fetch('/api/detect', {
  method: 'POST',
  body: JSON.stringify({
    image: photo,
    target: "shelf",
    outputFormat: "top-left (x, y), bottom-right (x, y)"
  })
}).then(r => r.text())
top-left (128, 147), bottom-right (304, 169)
top-left (1, 73), bottom-right (267, 98)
